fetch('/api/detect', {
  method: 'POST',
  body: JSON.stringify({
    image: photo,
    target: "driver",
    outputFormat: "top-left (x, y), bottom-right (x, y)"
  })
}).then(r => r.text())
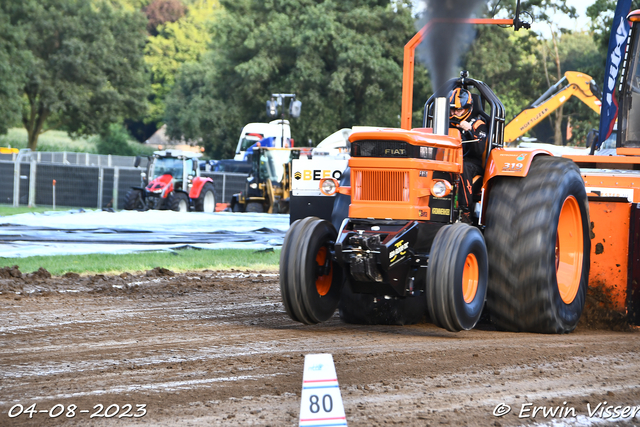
top-left (449, 87), bottom-right (488, 220)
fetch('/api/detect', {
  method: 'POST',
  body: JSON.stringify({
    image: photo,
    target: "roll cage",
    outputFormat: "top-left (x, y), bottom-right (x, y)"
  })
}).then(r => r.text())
top-left (422, 74), bottom-right (506, 167)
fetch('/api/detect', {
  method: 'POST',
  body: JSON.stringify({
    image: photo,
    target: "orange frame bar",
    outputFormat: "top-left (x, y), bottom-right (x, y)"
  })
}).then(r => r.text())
top-left (401, 18), bottom-right (515, 130)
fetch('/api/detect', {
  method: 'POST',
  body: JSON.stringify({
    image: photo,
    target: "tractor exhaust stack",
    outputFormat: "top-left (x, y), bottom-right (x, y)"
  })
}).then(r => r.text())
top-left (433, 97), bottom-right (449, 136)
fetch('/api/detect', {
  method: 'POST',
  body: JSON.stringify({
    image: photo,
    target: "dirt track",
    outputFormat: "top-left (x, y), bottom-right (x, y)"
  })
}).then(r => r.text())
top-left (1, 267), bottom-right (639, 427)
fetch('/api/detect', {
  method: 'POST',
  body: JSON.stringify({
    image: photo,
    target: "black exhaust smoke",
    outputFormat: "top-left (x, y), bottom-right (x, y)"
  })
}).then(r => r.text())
top-left (417, 0), bottom-right (485, 97)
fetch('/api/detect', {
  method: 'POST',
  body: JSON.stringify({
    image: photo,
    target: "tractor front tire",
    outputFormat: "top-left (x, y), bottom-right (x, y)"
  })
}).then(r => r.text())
top-left (280, 217), bottom-right (342, 324)
top-left (279, 218), bottom-right (310, 323)
top-left (168, 192), bottom-right (189, 213)
top-left (246, 202), bottom-right (264, 213)
top-left (195, 182), bottom-right (216, 212)
top-left (484, 156), bottom-right (589, 334)
top-left (123, 189), bottom-right (144, 210)
top-left (426, 223), bottom-right (488, 332)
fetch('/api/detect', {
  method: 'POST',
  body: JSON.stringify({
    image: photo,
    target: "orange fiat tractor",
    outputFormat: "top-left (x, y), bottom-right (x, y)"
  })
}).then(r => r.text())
top-left (124, 150), bottom-right (216, 213)
top-left (279, 9), bottom-right (640, 334)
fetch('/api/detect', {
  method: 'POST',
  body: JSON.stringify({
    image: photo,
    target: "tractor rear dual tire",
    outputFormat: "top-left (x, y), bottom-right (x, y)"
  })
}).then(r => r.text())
top-left (427, 223), bottom-right (489, 332)
top-left (279, 217), bottom-right (342, 324)
top-left (484, 156), bottom-right (590, 334)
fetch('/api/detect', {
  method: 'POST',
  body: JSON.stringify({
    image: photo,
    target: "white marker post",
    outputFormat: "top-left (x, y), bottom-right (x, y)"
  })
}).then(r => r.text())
top-left (299, 354), bottom-right (347, 427)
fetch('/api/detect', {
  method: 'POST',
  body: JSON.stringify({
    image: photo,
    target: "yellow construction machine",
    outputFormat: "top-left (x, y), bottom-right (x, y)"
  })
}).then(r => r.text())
top-left (504, 71), bottom-right (602, 144)
top-left (231, 147), bottom-right (309, 214)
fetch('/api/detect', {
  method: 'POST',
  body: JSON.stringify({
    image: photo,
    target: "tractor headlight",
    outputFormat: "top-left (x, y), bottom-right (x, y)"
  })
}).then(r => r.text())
top-left (430, 180), bottom-right (452, 198)
top-left (419, 146), bottom-right (437, 160)
top-left (319, 178), bottom-right (339, 196)
top-left (249, 183), bottom-right (258, 189)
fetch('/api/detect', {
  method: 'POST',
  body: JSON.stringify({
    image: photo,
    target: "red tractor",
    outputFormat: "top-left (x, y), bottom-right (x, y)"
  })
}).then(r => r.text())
top-left (124, 150), bottom-right (216, 213)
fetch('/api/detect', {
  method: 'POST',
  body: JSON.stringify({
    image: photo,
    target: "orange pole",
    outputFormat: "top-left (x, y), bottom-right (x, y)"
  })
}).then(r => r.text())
top-left (401, 18), bottom-right (516, 130)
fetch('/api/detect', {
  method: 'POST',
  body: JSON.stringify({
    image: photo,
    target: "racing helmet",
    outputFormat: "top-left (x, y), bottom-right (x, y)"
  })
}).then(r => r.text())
top-left (449, 88), bottom-right (473, 122)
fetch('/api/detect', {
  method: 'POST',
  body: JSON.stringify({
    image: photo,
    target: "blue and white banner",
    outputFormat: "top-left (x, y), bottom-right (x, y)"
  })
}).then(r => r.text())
top-left (597, 0), bottom-right (633, 148)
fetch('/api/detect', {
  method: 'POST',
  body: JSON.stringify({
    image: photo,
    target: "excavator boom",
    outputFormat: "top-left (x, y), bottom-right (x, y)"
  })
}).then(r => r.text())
top-left (504, 71), bottom-right (601, 143)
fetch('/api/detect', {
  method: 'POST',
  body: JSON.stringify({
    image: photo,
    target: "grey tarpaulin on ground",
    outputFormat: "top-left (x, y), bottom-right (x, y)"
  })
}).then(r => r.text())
top-left (0, 210), bottom-right (290, 258)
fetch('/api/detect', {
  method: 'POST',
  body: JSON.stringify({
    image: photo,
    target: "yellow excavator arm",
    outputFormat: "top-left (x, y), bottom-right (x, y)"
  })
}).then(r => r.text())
top-left (504, 71), bottom-right (602, 143)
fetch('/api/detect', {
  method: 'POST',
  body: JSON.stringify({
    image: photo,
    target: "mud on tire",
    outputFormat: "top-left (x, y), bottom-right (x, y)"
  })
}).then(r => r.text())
top-left (484, 156), bottom-right (590, 333)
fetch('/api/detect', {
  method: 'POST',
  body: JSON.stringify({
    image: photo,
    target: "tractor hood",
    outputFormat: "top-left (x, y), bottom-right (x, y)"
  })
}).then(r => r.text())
top-left (146, 174), bottom-right (174, 197)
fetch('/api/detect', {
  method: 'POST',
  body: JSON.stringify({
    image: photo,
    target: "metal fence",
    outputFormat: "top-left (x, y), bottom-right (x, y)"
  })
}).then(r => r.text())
top-left (0, 151), bottom-right (144, 168)
top-left (1, 152), bottom-right (247, 209)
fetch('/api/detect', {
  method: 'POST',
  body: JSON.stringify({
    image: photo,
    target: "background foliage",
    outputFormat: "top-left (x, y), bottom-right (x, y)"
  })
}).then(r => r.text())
top-left (0, 0), bottom-right (149, 151)
top-left (165, 0), bottom-right (428, 158)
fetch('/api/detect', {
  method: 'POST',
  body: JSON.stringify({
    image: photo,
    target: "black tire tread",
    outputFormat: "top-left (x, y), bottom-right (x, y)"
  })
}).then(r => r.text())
top-left (296, 219), bottom-right (341, 323)
top-left (283, 217), bottom-right (318, 324)
top-left (427, 223), bottom-right (488, 332)
top-left (123, 189), bottom-right (143, 210)
top-left (484, 156), bottom-right (589, 333)
top-left (168, 192), bottom-right (189, 212)
top-left (279, 219), bottom-right (305, 323)
top-left (246, 202), bottom-right (264, 213)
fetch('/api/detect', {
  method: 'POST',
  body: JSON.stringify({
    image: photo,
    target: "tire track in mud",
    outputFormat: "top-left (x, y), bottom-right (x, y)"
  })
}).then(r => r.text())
top-left (1, 269), bottom-right (639, 426)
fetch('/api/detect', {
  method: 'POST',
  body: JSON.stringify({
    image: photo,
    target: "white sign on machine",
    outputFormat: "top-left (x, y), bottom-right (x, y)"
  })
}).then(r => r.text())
top-left (586, 187), bottom-right (634, 202)
top-left (291, 158), bottom-right (348, 197)
top-left (299, 354), bottom-right (347, 427)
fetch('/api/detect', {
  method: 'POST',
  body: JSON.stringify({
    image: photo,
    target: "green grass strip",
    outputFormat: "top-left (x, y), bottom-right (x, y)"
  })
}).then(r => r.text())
top-left (0, 205), bottom-right (76, 216)
top-left (0, 248), bottom-right (280, 276)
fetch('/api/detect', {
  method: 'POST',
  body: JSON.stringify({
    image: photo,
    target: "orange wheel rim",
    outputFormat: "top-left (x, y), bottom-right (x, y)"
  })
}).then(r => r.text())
top-left (315, 246), bottom-right (333, 296)
top-left (462, 253), bottom-right (479, 303)
top-left (556, 195), bottom-right (584, 304)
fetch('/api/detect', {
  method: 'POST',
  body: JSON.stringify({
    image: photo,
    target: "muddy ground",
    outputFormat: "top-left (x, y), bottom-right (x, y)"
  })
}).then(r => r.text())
top-left (1, 267), bottom-right (639, 427)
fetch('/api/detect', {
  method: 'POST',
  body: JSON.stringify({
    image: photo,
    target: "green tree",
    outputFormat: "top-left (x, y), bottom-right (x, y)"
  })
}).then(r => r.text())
top-left (587, 0), bottom-right (640, 53)
top-left (463, 26), bottom-right (543, 125)
top-left (165, 0), bottom-right (426, 158)
top-left (96, 124), bottom-right (136, 156)
top-left (144, 0), bottom-right (219, 128)
top-left (0, 11), bottom-right (29, 135)
top-left (0, 0), bottom-right (149, 150)
top-left (484, 0), bottom-right (577, 145)
top-left (106, 0), bottom-right (152, 12)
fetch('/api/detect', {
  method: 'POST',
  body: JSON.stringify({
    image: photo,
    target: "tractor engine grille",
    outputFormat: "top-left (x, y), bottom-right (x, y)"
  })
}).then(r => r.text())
top-left (353, 170), bottom-right (409, 202)
top-left (352, 140), bottom-right (408, 157)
